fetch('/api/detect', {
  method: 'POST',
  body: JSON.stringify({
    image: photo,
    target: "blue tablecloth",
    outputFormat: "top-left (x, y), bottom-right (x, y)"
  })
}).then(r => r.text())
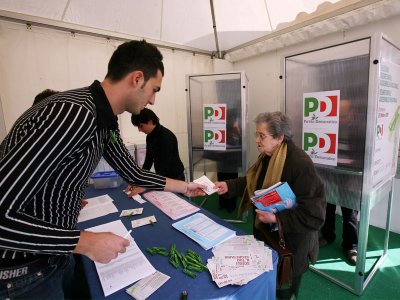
top-left (79, 185), bottom-right (278, 299)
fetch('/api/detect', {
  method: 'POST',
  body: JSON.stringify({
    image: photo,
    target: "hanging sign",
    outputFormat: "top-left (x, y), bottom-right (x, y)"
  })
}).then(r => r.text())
top-left (203, 104), bottom-right (226, 150)
top-left (302, 90), bottom-right (340, 166)
top-left (372, 60), bottom-right (400, 186)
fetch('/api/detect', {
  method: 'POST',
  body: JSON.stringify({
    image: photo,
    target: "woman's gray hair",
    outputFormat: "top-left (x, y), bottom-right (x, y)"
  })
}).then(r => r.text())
top-left (254, 111), bottom-right (293, 141)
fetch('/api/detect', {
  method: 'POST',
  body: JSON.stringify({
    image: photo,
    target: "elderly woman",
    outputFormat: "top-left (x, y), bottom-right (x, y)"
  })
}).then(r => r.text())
top-left (214, 111), bottom-right (325, 299)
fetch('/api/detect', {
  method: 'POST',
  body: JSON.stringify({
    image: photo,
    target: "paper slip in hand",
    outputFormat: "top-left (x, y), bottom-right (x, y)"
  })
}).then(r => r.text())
top-left (126, 271), bottom-right (170, 300)
top-left (120, 208), bottom-right (143, 217)
top-left (193, 175), bottom-right (218, 195)
top-left (131, 215), bottom-right (157, 228)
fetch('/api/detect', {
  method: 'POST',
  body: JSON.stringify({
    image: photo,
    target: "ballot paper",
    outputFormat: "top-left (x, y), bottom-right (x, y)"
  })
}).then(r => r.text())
top-left (131, 215), bottom-right (157, 228)
top-left (86, 220), bottom-right (156, 296)
top-left (207, 235), bottom-right (273, 287)
top-left (125, 271), bottom-right (170, 300)
top-left (193, 175), bottom-right (219, 195)
top-left (143, 191), bottom-right (200, 220)
top-left (120, 208), bottom-right (144, 217)
top-left (172, 213), bottom-right (236, 250)
top-left (77, 194), bottom-right (118, 223)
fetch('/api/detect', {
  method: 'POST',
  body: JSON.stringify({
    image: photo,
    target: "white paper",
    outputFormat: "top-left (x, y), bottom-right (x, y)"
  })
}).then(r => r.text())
top-left (131, 215), bottom-right (157, 228)
top-left (143, 191), bottom-right (200, 220)
top-left (132, 194), bottom-right (147, 204)
top-left (207, 235), bottom-right (273, 287)
top-left (172, 213), bottom-right (236, 250)
top-left (123, 190), bottom-right (147, 203)
top-left (120, 208), bottom-right (143, 217)
top-left (86, 220), bottom-right (156, 296)
top-left (193, 175), bottom-right (219, 195)
top-left (77, 195), bottom-right (118, 223)
top-left (125, 271), bottom-right (170, 300)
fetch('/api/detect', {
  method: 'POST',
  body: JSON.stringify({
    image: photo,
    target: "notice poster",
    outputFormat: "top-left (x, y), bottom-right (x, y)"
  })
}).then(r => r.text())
top-left (203, 104), bottom-right (226, 150)
top-left (302, 90), bottom-right (340, 166)
top-left (372, 60), bottom-right (400, 187)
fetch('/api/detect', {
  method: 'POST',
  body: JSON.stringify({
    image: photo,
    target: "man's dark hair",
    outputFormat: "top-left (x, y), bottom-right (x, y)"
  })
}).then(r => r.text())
top-left (33, 89), bottom-right (59, 105)
top-left (106, 40), bottom-right (164, 82)
top-left (131, 108), bottom-right (160, 127)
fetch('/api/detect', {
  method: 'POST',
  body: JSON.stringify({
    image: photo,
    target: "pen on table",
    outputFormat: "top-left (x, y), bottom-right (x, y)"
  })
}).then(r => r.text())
top-left (123, 230), bottom-right (132, 238)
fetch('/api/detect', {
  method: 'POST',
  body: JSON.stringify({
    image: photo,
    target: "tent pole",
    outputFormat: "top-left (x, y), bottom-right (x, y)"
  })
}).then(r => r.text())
top-left (210, 0), bottom-right (222, 59)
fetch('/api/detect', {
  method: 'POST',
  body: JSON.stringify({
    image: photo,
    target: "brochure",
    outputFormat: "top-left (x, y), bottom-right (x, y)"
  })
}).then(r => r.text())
top-left (251, 182), bottom-right (296, 213)
top-left (172, 213), bottom-right (236, 250)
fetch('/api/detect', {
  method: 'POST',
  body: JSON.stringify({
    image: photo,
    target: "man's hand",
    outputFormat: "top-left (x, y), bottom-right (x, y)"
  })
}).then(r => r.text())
top-left (74, 231), bottom-right (130, 264)
top-left (124, 185), bottom-right (146, 197)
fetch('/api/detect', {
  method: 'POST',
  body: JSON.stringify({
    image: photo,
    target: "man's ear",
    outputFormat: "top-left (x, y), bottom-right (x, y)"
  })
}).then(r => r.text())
top-left (130, 71), bottom-right (144, 87)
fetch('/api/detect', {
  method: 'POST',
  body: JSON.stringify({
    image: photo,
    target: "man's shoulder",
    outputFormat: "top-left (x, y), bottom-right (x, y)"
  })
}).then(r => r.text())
top-left (52, 87), bottom-right (95, 112)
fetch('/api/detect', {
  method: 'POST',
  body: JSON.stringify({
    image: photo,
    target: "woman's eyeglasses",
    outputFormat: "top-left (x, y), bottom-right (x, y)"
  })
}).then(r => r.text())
top-left (254, 131), bottom-right (273, 140)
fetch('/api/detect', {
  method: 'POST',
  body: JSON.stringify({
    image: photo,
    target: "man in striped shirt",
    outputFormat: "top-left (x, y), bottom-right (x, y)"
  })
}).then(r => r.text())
top-left (0, 40), bottom-right (204, 299)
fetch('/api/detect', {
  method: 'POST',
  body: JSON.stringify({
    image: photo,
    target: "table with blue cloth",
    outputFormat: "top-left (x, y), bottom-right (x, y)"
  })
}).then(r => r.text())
top-left (79, 185), bottom-right (278, 300)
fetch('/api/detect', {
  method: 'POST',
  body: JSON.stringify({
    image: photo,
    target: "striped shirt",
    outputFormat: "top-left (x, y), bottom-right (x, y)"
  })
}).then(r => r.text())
top-left (0, 81), bottom-right (165, 262)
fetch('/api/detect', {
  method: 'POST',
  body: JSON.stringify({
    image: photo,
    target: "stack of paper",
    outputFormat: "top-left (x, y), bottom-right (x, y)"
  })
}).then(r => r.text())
top-left (207, 235), bottom-right (273, 287)
top-left (172, 213), bottom-right (236, 250)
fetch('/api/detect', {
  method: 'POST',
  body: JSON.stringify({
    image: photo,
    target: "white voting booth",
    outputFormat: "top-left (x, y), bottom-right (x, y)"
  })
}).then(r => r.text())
top-left (284, 33), bottom-right (400, 295)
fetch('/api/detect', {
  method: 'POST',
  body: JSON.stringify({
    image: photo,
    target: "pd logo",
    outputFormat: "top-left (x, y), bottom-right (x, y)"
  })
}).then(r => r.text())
top-left (204, 129), bottom-right (226, 144)
top-left (204, 105), bottom-right (226, 123)
top-left (303, 132), bottom-right (337, 154)
top-left (304, 94), bottom-right (338, 118)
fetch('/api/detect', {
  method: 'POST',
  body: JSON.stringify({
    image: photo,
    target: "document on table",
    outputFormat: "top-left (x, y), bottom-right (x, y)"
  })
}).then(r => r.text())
top-left (131, 215), bottom-right (157, 228)
top-left (77, 194), bottom-right (118, 223)
top-left (125, 270), bottom-right (170, 300)
top-left (120, 208), bottom-right (143, 217)
top-left (143, 191), bottom-right (200, 220)
top-left (86, 220), bottom-right (156, 296)
top-left (172, 213), bottom-right (236, 250)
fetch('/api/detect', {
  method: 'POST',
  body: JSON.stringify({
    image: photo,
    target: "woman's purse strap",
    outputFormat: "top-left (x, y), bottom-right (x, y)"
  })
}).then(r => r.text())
top-left (276, 217), bottom-right (286, 249)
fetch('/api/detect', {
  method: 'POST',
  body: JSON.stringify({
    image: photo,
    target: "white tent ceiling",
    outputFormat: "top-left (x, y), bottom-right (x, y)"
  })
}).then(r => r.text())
top-left (1, 0), bottom-right (400, 61)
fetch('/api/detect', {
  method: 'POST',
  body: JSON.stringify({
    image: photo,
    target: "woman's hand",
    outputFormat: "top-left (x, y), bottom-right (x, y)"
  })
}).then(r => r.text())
top-left (213, 181), bottom-right (228, 195)
top-left (255, 209), bottom-right (277, 223)
top-left (184, 182), bottom-right (206, 197)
